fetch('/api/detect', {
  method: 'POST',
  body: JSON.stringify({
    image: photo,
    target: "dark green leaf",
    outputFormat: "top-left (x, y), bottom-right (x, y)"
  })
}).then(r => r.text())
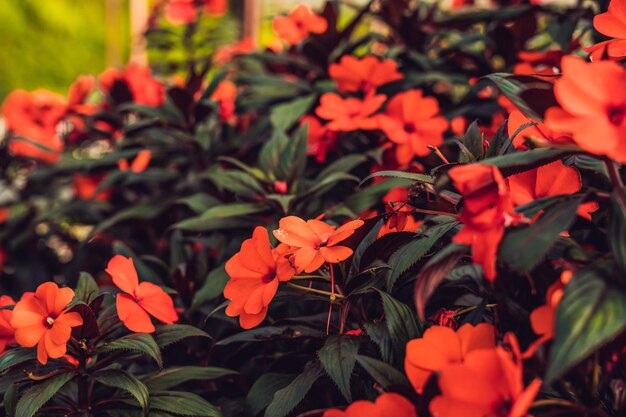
top-left (94, 369), bottom-right (150, 412)
top-left (459, 120), bottom-right (482, 162)
top-left (15, 372), bottom-right (75, 417)
top-left (0, 348), bottom-right (36, 373)
top-left (143, 366), bottom-right (237, 391)
top-left (74, 272), bottom-right (99, 304)
top-left (191, 265), bottom-right (230, 310)
top-left (98, 333), bottom-right (163, 368)
top-left (264, 362), bottom-right (324, 417)
top-left (172, 203), bottom-right (268, 231)
top-left (4, 383), bottom-right (18, 417)
top-left (376, 290), bottom-right (421, 366)
top-left (345, 179), bottom-right (414, 214)
top-left (153, 324), bottom-right (211, 348)
top-left (317, 336), bottom-right (360, 402)
top-left (360, 171), bottom-right (434, 185)
top-left (150, 391), bottom-right (221, 416)
top-left (216, 325), bottom-right (324, 345)
top-left (482, 148), bottom-right (574, 178)
top-left (270, 95), bottom-right (316, 132)
top-left (247, 373), bottom-right (294, 417)
top-left (609, 191), bottom-right (626, 275)
top-left (355, 355), bottom-right (410, 389)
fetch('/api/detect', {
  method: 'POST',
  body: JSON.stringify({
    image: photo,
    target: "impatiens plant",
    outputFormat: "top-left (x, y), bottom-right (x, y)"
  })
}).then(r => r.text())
top-left (1, 0), bottom-right (626, 416)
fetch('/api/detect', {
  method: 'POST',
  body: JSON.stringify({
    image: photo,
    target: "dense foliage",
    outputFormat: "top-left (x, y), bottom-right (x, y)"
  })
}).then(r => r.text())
top-left (1, 0), bottom-right (626, 416)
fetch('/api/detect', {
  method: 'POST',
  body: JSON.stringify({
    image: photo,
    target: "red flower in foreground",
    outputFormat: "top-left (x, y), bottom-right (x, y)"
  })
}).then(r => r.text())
top-left (430, 337), bottom-right (541, 417)
top-left (405, 323), bottom-right (496, 393)
top-left (0, 295), bottom-right (15, 355)
top-left (11, 283), bottom-right (83, 364)
top-left (315, 92), bottom-right (385, 132)
top-left (507, 160), bottom-right (598, 220)
top-left (273, 216), bottom-right (364, 273)
top-left (106, 255), bottom-right (178, 333)
top-left (2, 89), bottom-right (66, 162)
top-left (544, 56), bottom-right (626, 163)
top-left (301, 116), bottom-right (339, 163)
top-left (323, 392), bottom-right (417, 417)
top-left (378, 90), bottom-right (448, 165)
top-left (224, 227), bottom-right (296, 329)
top-left (585, 0), bottom-right (626, 61)
top-left (118, 150), bottom-right (152, 173)
top-left (164, 0), bottom-right (227, 25)
top-left (329, 55), bottom-right (403, 94)
top-left (99, 64), bottom-right (165, 107)
top-left (449, 164), bottom-right (526, 281)
top-left (272, 4), bottom-right (328, 45)
top-left (507, 110), bottom-right (572, 149)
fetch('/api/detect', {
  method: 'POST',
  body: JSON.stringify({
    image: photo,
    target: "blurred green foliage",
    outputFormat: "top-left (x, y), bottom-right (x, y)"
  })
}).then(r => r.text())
top-left (0, 0), bottom-right (129, 100)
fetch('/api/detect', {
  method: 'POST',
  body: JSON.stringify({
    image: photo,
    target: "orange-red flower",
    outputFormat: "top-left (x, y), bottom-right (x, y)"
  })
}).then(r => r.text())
top-left (585, 0), bottom-right (626, 61)
top-left (323, 392), bottom-right (417, 417)
top-left (106, 255), bottom-right (178, 333)
top-left (544, 56), bottom-right (626, 163)
top-left (378, 90), bottom-right (448, 165)
top-left (301, 115), bottom-right (338, 163)
top-left (273, 216), bottom-right (364, 273)
top-left (405, 323), bottom-right (496, 393)
top-left (118, 150), bottom-right (152, 173)
top-left (514, 50), bottom-right (562, 75)
top-left (99, 64), bottom-right (165, 107)
top-left (214, 37), bottom-right (255, 66)
top-left (449, 164), bottom-right (526, 281)
top-left (272, 4), bottom-right (328, 45)
top-left (0, 295), bottom-right (15, 355)
top-left (2, 89), bottom-right (67, 162)
top-left (507, 110), bottom-right (572, 149)
top-left (210, 80), bottom-right (237, 121)
top-left (507, 160), bottom-right (598, 220)
top-left (430, 338), bottom-right (541, 417)
top-left (73, 174), bottom-right (111, 201)
top-left (11, 282), bottom-right (83, 364)
top-left (224, 226), bottom-right (296, 329)
top-left (164, 0), bottom-right (227, 25)
top-left (329, 55), bottom-right (403, 94)
top-left (316, 92), bottom-right (385, 132)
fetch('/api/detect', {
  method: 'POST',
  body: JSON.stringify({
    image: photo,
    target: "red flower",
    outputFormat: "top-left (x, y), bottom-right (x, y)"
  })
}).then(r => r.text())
top-left (99, 64), bottom-right (165, 107)
top-left (224, 227), bottom-right (296, 329)
top-left (449, 164), bottom-right (526, 281)
top-left (118, 150), bottom-right (152, 173)
top-left (405, 323), bottom-right (496, 393)
top-left (106, 255), bottom-right (178, 333)
top-left (315, 92), bottom-right (385, 132)
top-left (273, 216), bottom-right (364, 273)
top-left (2, 89), bottom-right (66, 162)
top-left (301, 115), bottom-right (338, 163)
top-left (214, 37), bottom-right (255, 66)
top-left (73, 174), bottom-right (111, 201)
top-left (329, 55), bottom-right (403, 94)
top-left (323, 392), bottom-right (417, 417)
top-left (272, 4), bottom-right (328, 45)
top-left (164, 0), bottom-right (227, 25)
top-left (507, 160), bottom-right (598, 220)
top-left (507, 110), bottom-right (572, 149)
top-left (585, 0), bottom-right (626, 61)
top-left (0, 295), bottom-right (15, 355)
top-left (377, 90), bottom-right (448, 165)
top-left (11, 283), bottom-right (83, 364)
top-left (544, 56), bottom-right (626, 163)
top-left (210, 80), bottom-right (237, 121)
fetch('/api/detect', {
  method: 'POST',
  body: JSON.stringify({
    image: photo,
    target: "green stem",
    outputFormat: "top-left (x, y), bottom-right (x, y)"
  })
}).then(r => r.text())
top-left (453, 304), bottom-right (496, 317)
top-left (285, 282), bottom-right (344, 301)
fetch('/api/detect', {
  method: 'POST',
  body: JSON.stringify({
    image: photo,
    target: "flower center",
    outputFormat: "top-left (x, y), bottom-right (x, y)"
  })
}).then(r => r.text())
top-left (494, 398), bottom-right (512, 417)
top-left (608, 105), bottom-right (626, 126)
top-left (360, 81), bottom-right (373, 93)
top-left (45, 316), bottom-right (55, 327)
top-left (262, 272), bottom-right (277, 284)
top-left (404, 122), bottom-right (416, 133)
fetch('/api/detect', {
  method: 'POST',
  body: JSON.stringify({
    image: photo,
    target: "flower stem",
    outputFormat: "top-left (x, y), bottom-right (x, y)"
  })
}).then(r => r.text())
top-left (428, 146), bottom-right (450, 164)
top-left (285, 282), bottom-right (344, 300)
top-left (605, 160), bottom-right (626, 207)
top-left (453, 303), bottom-right (497, 317)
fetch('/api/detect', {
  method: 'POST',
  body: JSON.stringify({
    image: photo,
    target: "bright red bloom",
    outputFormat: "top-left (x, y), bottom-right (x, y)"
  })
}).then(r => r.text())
top-left (118, 150), bottom-right (152, 173)
top-left (514, 50), bottom-right (563, 75)
top-left (106, 255), bottom-right (178, 333)
top-left (99, 64), bottom-right (165, 107)
top-left (507, 160), bottom-right (598, 220)
top-left (11, 283), bottom-right (83, 364)
top-left (544, 56), bottom-right (626, 163)
top-left (449, 164), bottom-right (526, 281)
top-left (377, 90), bottom-right (448, 165)
top-left (316, 93), bottom-right (385, 132)
top-left (273, 216), bottom-right (364, 273)
top-left (507, 110), bottom-right (572, 149)
top-left (405, 323), bottom-right (496, 393)
top-left (164, 0), bottom-right (227, 25)
top-left (73, 174), bottom-right (111, 201)
top-left (301, 116), bottom-right (338, 163)
top-left (272, 4), bottom-right (328, 45)
top-left (214, 37), bottom-right (255, 66)
top-left (329, 55), bottom-right (403, 94)
top-left (0, 295), bottom-right (15, 355)
top-left (224, 226), bottom-right (296, 329)
top-left (323, 392), bottom-right (417, 417)
top-left (2, 89), bottom-right (66, 162)
top-left (430, 338), bottom-right (541, 417)
top-left (210, 80), bottom-right (237, 121)
top-left (585, 0), bottom-right (626, 61)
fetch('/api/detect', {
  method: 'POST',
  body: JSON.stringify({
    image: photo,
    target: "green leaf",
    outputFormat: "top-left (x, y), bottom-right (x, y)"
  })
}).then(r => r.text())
top-left (360, 170), bottom-right (434, 185)
top-left (264, 362), bottom-right (324, 417)
top-left (270, 94), bottom-right (316, 132)
top-left (4, 383), bottom-right (18, 417)
top-left (0, 348), bottom-right (36, 373)
top-left (247, 373), bottom-right (294, 417)
top-left (153, 324), bottom-right (211, 348)
top-left (94, 369), bottom-right (150, 412)
top-left (317, 336), bottom-right (360, 402)
top-left (376, 290), bottom-right (421, 366)
top-left (345, 178), bottom-right (414, 214)
top-left (316, 155), bottom-right (367, 180)
top-left (482, 73), bottom-right (549, 121)
top-left (143, 366), bottom-right (236, 391)
top-left (355, 355), bottom-right (410, 389)
top-left (499, 195), bottom-right (583, 274)
top-left (91, 203), bottom-right (165, 236)
top-left (98, 333), bottom-right (163, 369)
top-left (172, 203), bottom-right (268, 231)
top-left (74, 272), bottom-right (99, 304)
top-left (149, 391), bottom-right (221, 416)
top-left (216, 325), bottom-right (324, 345)
top-left (609, 191), bottom-right (626, 275)
top-left (458, 120), bottom-right (482, 162)
top-left (482, 148), bottom-right (574, 178)
top-left (387, 221), bottom-right (458, 291)
top-left (547, 262), bottom-right (626, 382)
top-left (191, 265), bottom-right (229, 310)
top-left (175, 194), bottom-right (221, 215)
top-left (15, 372), bottom-right (75, 417)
